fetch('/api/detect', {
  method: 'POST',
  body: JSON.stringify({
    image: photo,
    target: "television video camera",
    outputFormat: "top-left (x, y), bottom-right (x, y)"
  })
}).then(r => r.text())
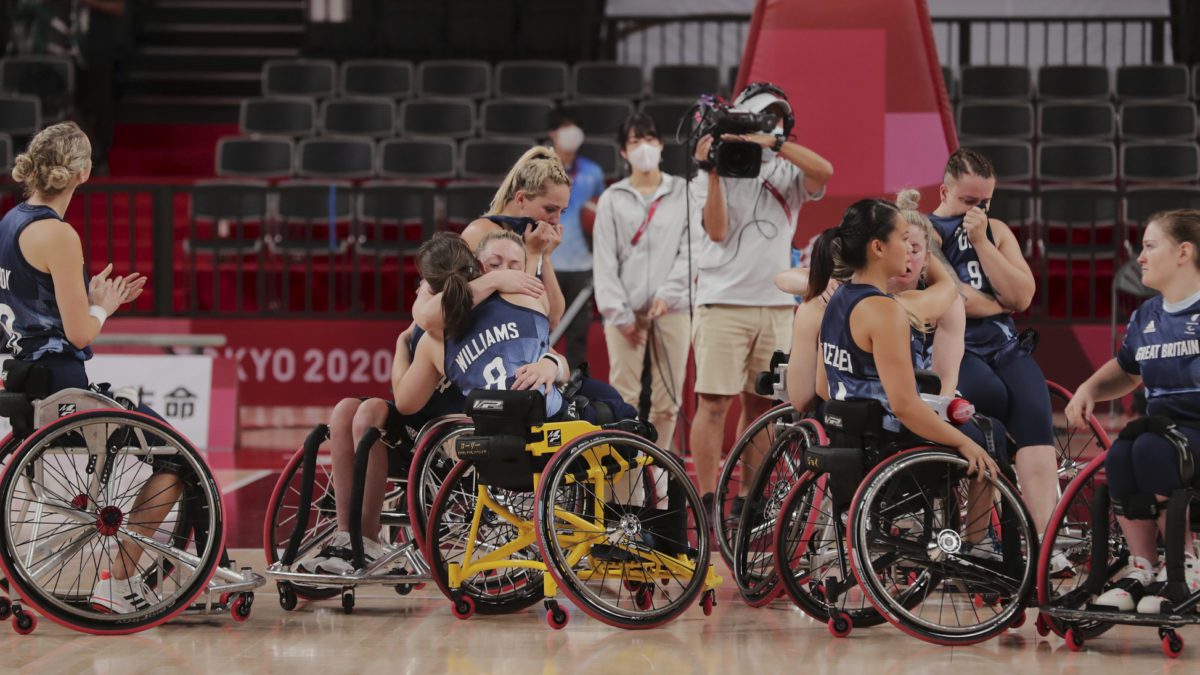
top-left (690, 96), bottom-right (779, 179)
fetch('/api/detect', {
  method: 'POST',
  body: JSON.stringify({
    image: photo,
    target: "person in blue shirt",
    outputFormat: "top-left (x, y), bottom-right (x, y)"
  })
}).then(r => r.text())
top-left (0, 122), bottom-right (184, 614)
top-left (548, 108), bottom-right (607, 372)
top-left (1067, 209), bottom-right (1200, 612)
top-left (929, 148), bottom-right (1058, 539)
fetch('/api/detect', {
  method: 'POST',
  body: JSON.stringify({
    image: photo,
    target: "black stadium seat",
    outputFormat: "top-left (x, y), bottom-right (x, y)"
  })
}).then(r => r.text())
top-left (956, 102), bottom-right (1033, 139)
top-left (378, 138), bottom-right (457, 180)
top-left (961, 140), bottom-right (1032, 183)
top-left (416, 60), bottom-right (491, 98)
top-left (262, 59), bottom-right (337, 98)
top-left (651, 65), bottom-right (720, 99)
top-left (1037, 142), bottom-right (1116, 182)
top-left (295, 136), bottom-right (375, 179)
top-left (580, 139), bottom-right (622, 180)
top-left (641, 99), bottom-right (697, 139)
top-left (1122, 142), bottom-right (1200, 183)
top-left (356, 181), bottom-right (437, 255)
top-left (1125, 186), bottom-right (1200, 226)
top-left (0, 133), bottom-right (10, 173)
top-left (1119, 102), bottom-right (1198, 140)
top-left (216, 135), bottom-right (294, 178)
top-left (480, 99), bottom-right (554, 139)
top-left (444, 181), bottom-right (498, 231)
top-left (572, 62), bottom-right (643, 99)
top-left (320, 98), bottom-right (396, 138)
top-left (1038, 103), bottom-right (1115, 141)
top-left (661, 141), bottom-right (691, 178)
top-left (494, 61), bottom-right (568, 99)
top-left (399, 98), bottom-right (476, 138)
top-left (187, 180), bottom-right (269, 255)
top-left (0, 56), bottom-right (74, 122)
top-left (0, 94), bottom-right (41, 137)
top-left (461, 138), bottom-right (532, 181)
top-left (958, 65), bottom-right (1032, 101)
top-left (239, 97), bottom-right (317, 137)
top-left (1117, 64), bottom-right (1189, 101)
top-left (563, 99), bottom-right (634, 137)
top-left (271, 180), bottom-right (355, 254)
top-left (1037, 65), bottom-right (1110, 101)
top-left (340, 60), bottom-right (413, 99)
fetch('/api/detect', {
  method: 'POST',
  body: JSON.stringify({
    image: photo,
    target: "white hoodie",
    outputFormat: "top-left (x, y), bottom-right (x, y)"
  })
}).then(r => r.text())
top-left (592, 173), bottom-right (701, 327)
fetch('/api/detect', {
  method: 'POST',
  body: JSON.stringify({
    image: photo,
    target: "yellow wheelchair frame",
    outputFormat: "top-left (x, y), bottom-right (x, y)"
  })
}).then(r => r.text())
top-left (443, 419), bottom-right (722, 629)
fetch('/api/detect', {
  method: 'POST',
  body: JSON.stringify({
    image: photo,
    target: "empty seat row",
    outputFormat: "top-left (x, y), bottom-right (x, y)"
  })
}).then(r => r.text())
top-left (217, 133), bottom-right (698, 183)
top-left (957, 101), bottom-right (1198, 141)
top-left (961, 140), bottom-right (1200, 183)
top-left (264, 58), bottom-right (732, 101)
top-left (953, 63), bottom-right (1200, 102)
top-left (0, 56), bottom-right (73, 122)
top-left (239, 96), bottom-right (697, 143)
top-left (0, 94), bottom-right (41, 137)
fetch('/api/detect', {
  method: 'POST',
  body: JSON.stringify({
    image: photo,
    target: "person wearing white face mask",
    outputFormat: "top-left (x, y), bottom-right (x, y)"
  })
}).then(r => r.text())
top-left (547, 109), bottom-right (607, 373)
top-left (688, 82), bottom-right (834, 514)
top-left (592, 114), bottom-right (699, 452)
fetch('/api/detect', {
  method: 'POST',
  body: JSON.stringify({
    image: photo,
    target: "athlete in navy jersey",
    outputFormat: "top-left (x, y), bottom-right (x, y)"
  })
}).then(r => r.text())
top-left (444, 294), bottom-right (564, 417)
top-left (1068, 209), bottom-right (1200, 610)
top-left (808, 199), bottom-right (999, 480)
top-left (930, 148), bottom-right (1059, 536)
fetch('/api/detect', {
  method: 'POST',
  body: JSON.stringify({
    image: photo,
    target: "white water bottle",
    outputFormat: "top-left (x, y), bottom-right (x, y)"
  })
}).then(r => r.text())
top-left (920, 393), bottom-right (975, 425)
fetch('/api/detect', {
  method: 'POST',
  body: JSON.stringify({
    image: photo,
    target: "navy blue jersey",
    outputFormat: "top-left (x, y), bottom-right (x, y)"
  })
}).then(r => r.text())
top-left (408, 325), bottom-right (465, 419)
top-left (1117, 295), bottom-right (1200, 420)
top-left (929, 212), bottom-right (1019, 360)
top-left (484, 215), bottom-right (537, 235)
top-left (911, 326), bottom-right (933, 371)
top-left (820, 283), bottom-right (902, 432)
top-left (0, 203), bottom-right (91, 362)
top-left (444, 295), bottom-right (563, 417)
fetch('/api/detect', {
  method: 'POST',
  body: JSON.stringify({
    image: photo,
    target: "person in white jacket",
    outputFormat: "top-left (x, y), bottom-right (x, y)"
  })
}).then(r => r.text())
top-left (593, 113), bottom-right (699, 452)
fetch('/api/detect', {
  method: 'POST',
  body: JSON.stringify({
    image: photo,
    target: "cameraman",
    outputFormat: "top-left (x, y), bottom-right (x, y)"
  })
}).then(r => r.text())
top-left (688, 83), bottom-right (833, 511)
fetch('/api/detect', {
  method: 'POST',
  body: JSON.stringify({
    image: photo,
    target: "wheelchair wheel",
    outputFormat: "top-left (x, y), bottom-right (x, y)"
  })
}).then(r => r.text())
top-left (262, 428), bottom-right (340, 601)
top-left (774, 471), bottom-right (889, 628)
top-left (0, 410), bottom-right (224, 634)
top-left (1036, 452), bottom-right (1118, 640)
top-left (534, 430), bottom-right (710, 629)
top-left (714, 403), bottom-right (797, 570)
top-left (424, 459), bottom-right (544, 615)
top-left (407, 417), bottom-right (472, 555)
top-left (847, 448), bottom-right (1037, 645)
top-left (1047, 381), bottom-right (1112, 482)
top-left (732, 417), bottom-right (821, 606)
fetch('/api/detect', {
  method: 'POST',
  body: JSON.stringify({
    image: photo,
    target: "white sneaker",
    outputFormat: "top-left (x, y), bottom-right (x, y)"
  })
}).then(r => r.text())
top-left (315, 533), bottom-right (387, 575)
top-left (1094, 556), bottom-right (1156, 611)
top-left (296, 530), bottom-right (351, 573)
top-left (91, 571), bottom-right (155, 614)
top-left (1136, 554), bottom-right (1200, 614)
top-left (1048, 551), bottom-right (1076, 578)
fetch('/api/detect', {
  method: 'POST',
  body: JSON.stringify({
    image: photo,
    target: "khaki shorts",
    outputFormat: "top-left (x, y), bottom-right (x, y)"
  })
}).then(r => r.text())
top-left (692, 304), bottom-right (793, 397)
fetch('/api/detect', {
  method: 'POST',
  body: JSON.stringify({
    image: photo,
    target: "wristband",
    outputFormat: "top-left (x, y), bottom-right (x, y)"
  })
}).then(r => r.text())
top-left (541, 353), bottom-right (565, 382)
top-left (771, 135), bottom-right (786, 152)
top-left (88, 305), bottom-right (108, 328)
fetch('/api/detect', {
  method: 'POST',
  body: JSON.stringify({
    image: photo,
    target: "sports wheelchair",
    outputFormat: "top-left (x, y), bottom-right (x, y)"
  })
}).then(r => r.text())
top-left (1036, 414), bottom-right (1200, 659)
top-left (0, 364), bottom-right (263, 635)
top-left (424, 389), bottom-right (721, 629)
top-left (262, 412), bottom-right (470, 613)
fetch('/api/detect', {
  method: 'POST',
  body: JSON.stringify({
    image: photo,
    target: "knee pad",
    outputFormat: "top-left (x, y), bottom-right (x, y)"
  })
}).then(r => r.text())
top-left (1113, 492), bottom-right (1169, 520)
top-left (1119, 416), bottom-right (1194, 486)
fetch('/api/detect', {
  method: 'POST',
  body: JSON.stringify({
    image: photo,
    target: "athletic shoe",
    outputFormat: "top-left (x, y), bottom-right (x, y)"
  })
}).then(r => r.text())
top-left (1048, 551), bottom-right (1076, 579)
top-left (91, 570), bottom-right (155, 614)
top-left (1093, 555), bottom-right (1155, 611)
top-left (1136, 553), bottom-right (1200, 614)
top-left (295, 530), bottom-right (350, 573)
top-left (317, 533), bottom-right (388, 575)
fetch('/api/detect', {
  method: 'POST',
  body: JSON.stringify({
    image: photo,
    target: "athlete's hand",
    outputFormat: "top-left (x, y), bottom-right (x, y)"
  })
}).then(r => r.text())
top-left (962, 207), bottom-right (990, 246)
top-left (647, 298), bottom-right (668, 320)
top-left (513, 358), bottom-right (558, 394)
top-left (524, 221), bottom-right (562, 257)
top-left (720, 132), bottom-right (775, 148)
top-left (89, 271), bottom-right (126, 315)
top-left (489, 269), bottom-right (544, 298)
top-left (1064, 390), bottom-right (1095, 430)
top-left (617, 322), bottom-right (645, 347)
top-left (116, 272), bottom-right (147, 305)
top-left (957, 440), bottom-right (1000, 481)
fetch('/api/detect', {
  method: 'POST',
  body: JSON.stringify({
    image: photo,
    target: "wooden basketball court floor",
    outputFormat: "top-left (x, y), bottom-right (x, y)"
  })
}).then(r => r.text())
top-left (4, 544), bottom-right (1195, 673)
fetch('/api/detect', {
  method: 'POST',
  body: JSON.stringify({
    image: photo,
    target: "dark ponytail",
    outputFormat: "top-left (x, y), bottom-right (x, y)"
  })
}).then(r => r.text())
top-left (831, 198), bottom-right (901, 272)
top-left (805, 228), bottom-right (839, 302)
top-left (417, 232), bottom-right (482, 340)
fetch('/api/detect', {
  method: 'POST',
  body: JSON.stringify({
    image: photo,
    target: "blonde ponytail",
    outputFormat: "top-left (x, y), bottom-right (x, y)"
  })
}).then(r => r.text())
top-left (486, 145), bottom-right (571, 216)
